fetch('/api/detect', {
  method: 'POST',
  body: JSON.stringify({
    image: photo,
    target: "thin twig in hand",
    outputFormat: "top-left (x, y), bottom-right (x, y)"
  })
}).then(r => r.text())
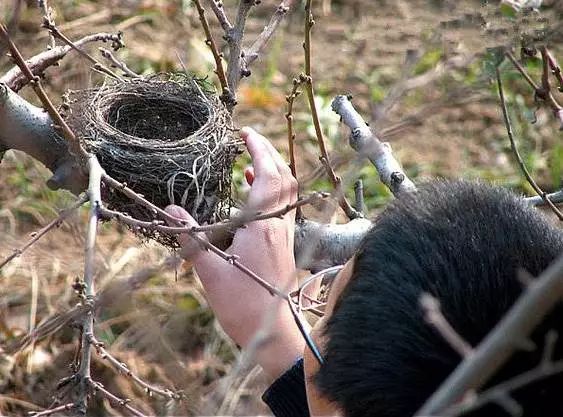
top-left (39, 0), bottom-right (56, 49)
top-left (99, 191), bottom-right (329, 234)
top-left (99, 47), bottom-right (139, 78)
top-left (102, 173), bottom-right (286, 297)
top-left (0, 23), bottom-right (87, 160)
top-left (302, 1), bottom-right (359, 220)
top-left (193, 0), bottom-right (235, 108)
top-left (415, 254), bottom-right (563, 416)
top-left (496, 67), bottom-right (563, 221)
top-left (88, 334), bottom-right (182, 400)
top-left (0, 195), bottom-right (87, 270)
top-left (420, 293), bottom-right (473, 358)
top-left (76, 156), bottom-right (104, 413)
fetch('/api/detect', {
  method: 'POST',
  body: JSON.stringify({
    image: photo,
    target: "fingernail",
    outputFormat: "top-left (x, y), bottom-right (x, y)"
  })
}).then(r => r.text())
top-left (165, 205), bottom-right (184, 219)
top-left (240, 126), bottom-right (253, 138)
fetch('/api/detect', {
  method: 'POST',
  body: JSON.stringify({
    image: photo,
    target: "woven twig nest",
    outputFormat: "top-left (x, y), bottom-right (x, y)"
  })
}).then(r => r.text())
top-left (64, 74), bottom-right (241, 246)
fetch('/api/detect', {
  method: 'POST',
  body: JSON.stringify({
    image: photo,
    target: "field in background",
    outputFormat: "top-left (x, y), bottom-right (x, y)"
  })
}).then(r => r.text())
top-left (0, 0), bottom-right (561, 415)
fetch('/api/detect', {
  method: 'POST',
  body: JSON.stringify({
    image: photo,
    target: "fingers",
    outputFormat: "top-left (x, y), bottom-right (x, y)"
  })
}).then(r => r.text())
top-left (241, 127), bottom-right (298, 209)
top-left (165, 205), bottom-right (211, 262)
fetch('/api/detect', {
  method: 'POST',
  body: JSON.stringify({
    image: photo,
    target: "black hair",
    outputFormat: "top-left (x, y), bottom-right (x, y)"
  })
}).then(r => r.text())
top-left (314, 180), bottom-right (563, 417)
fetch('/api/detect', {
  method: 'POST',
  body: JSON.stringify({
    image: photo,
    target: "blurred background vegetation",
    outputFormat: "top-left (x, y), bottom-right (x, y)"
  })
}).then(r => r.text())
top-left (0, 0), bottom-right (561, 415)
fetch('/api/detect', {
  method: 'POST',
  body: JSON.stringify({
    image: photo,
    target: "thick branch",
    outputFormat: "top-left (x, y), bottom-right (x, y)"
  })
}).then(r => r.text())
top-left (294, 217), bottom-right (372, 271)
top-left (416, 253), bottom-right (563, 416)
top-left (0, 83), bottom-right (86, 192)
top-left (332, 95), bottom-right (416, 196)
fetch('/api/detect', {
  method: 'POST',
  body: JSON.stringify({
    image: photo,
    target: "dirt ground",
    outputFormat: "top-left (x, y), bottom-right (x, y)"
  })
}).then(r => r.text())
top-left (0, 0), bottom-right (561, 415)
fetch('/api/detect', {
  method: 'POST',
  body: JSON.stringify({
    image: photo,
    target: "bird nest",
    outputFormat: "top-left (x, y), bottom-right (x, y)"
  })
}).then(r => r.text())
top-left (63, 74), bottom-right (241, 246)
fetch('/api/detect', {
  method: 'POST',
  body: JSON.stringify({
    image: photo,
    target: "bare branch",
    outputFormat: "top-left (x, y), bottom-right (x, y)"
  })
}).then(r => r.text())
top-left (444, 333), bottom-right (563, 416)
top-left (332, 95), bottom-right (416, 196)
top-left (496, 67), bottom-right (563, 220)
top-left (526, 189), bottom-right (563, 206)
top-left (543, 47), bottom-right (563, 92)
top-left (0, 32), bottom-right (124, 92)
top-left (286, 77), bottom-right (303, 181)
top-left (38, 0), bottom-right (56, 49)
top-left (99, 47), bottom-right (139, 78)
top-left (30, 403), bottom-right (76, 417)
top-left (505, 51), bottom-right (563, 130)
top-left (89, 380), bottom-right (147, 417)
top-left (102, 173), bottom-right (287, 297)
top-left (0, 23), bottom-right (87, 161)
top-left (415, 253), bottom-right (563, 416)
top-left (88, 334), bottom-right (182, 400)
top-left (44, 23), bottom-right (121, 80)
top-left (0, 194), bottom-right (87, 270)
top-left (225, 0), bottom-right (254, 92)
top-left (76, 155), bottom-right (104, 413)
top-left (294, 217), bottom-right (372, 271)
top-left (301, 2), bottom-right (359, 220)
top-left (193, 0), bottom-right (235, 108)
top-left (206, 0), bottom-right (233, 32)
top-left (244, 1), bottom-right (295, 70)
top-left (420, 293), bottom-right (473, 358)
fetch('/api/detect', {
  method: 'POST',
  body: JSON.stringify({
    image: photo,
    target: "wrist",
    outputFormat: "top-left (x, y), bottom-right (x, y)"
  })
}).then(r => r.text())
top-left (251, 313), bottom-right (307, 381)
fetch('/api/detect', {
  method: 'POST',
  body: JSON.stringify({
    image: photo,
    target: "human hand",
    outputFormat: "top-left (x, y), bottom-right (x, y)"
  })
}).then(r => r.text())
top-left (166, 127), bottom-right (305, 379)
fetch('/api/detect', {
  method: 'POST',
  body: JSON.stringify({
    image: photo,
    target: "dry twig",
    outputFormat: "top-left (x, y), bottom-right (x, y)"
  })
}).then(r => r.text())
top-left (193, 0), bottom-right (235, 108)
top-left (420, 293), bottom-right (473, 358)
top-left (0, 195), bottom-right (88, 270)
top-left (496, 66), bottom-right (563, 220)
top-left (301, 1), bottom-right (359, 220)
top-left (416, 253), bottom-right (563, 416)
top-left (0, 32), bottom-right (124, 92)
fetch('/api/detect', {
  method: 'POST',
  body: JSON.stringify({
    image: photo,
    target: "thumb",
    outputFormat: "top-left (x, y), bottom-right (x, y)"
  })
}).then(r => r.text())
top-left (165, 205), bottom-right (208, 261)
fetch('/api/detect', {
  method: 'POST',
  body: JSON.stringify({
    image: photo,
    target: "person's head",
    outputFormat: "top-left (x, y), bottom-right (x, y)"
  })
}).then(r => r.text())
top-left (304, 180), bottom-right (563, 417)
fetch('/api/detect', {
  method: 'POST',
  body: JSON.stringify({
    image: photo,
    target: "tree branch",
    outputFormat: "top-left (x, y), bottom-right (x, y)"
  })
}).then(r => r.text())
top-left (302, 2), bottom-right (359, 220)
top-left (416, 253), bottom-right (563, 416)
top-left (0, 32), bottom-right (124, 92)
top-left (0, 83), bottom-right (86, 192)
top-left (331, 95), bottom-right (416, 196)
top-left (244, 1), bottom-right (295, 70)
top-left (0, 194), bottom-right (87, 270)
top-left (193, 0), bottom-right (235, 108)
top-left (76, 155), bottom-right (104, 414)
top-left (496, 67), bottom-right (563, 220)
